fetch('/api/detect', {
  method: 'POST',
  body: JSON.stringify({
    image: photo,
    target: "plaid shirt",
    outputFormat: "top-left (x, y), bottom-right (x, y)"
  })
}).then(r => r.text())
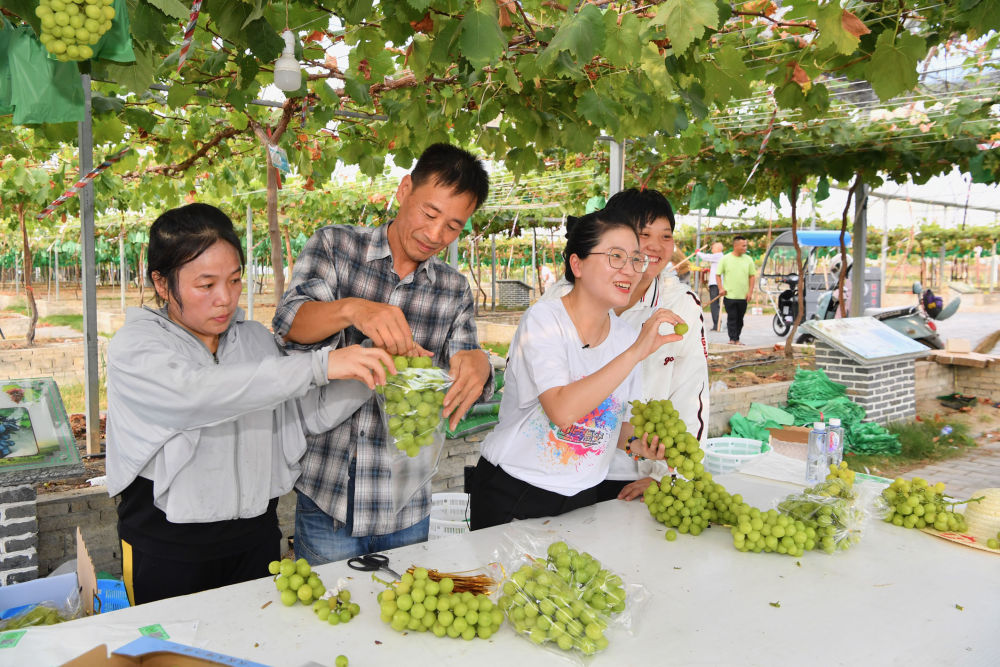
top-left (272, 223), bottom-right (491, 536)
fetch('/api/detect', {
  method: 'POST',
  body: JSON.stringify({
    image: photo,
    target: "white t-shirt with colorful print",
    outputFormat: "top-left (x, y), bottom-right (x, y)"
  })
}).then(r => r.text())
top-left (480, 298), bottom-right (642, 496)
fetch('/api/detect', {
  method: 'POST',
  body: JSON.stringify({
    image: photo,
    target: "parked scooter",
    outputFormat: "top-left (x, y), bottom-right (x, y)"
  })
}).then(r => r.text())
top-left (796, 282), bottom-right (959, 349)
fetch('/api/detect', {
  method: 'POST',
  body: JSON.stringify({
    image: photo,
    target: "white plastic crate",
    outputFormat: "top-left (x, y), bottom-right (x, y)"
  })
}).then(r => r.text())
top-left (429, 492), bottom-right (470, 540)
top-left (704, 437), bottom-right (772, 475)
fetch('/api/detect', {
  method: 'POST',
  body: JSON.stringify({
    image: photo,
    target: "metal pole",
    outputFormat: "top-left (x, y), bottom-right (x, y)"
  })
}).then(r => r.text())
top-left (531, 228), bottom-right (537, 297)
top-left (694, 211), bottom-right (702, 294)
top-left (850, 179), bottom-right (868, 317)
top-left (54, 246), bottom-right (59, 301)
top-left (246, 203), bottom-right (254, 322)
top-left (119, 226), bottom-right (126, 314)
top-left (490, 234), bottom-right (496, 311)
top-left (990, 241), bottom-right (997, 292)
top-left (939, 244), bottom-right (946, 290)
top-left (448, 239), bottom-right (459, 268)
top-left (609, 141), bottom-right (625, 196)
top-left (79, 72), bottom-right (101, 456)
top-left (880, 199), bottom-right (888, 305)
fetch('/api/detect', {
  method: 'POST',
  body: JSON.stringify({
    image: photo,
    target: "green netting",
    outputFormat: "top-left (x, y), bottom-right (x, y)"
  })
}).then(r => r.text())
top-left (846, 422), bottom-right (901, 456)
top-left (729, 413), bottom-right (772, 446)
top-left (786, 396), bottom-right (866, 428)
top-left (786, 368), bottom-right (846, 406)
top-left (746, 402), bottom-right (794, 426)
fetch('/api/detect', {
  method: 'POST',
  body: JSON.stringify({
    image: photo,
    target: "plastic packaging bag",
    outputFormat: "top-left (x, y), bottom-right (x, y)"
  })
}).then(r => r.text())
top-left (0, 587), bottom-right (82, 630)
top-left (774, 476), bottom-right (879, 553)
top-left (494, 528), bottom-right (651, 662)
top-left (375, 357), bottom-right (452, 513)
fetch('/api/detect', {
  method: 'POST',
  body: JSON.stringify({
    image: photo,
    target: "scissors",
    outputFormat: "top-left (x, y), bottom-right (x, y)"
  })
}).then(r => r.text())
top-left (347, 553), bottom-right (401, 580)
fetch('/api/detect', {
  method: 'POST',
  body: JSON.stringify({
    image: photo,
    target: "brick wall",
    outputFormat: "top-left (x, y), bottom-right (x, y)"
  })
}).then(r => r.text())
top-left (0, 485), bottom-right (39, 585)
top-left (816, 342), bottom-right (915, 425)
top-left (0, 339), bottom-right (108, 387)
top-left (955, 365), bottom-right (1000, 400)
top-left (496, 280), bottom-right (533, 309)
top-left (914, 360), bottom-right (954, 402)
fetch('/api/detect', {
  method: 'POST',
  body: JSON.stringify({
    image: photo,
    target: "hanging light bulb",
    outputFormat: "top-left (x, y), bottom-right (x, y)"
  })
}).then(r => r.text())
top-left (273, 30), bottom-right (301, 92)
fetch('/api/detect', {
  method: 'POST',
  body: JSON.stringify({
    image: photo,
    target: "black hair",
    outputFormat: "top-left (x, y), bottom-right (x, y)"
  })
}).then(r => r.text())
top-left (148, 203), bottom-right (245, 309)
top-left (734, 235), bottom-right (747, 243)
top-left (410, 143), bottom-right (490, 210)
top-left (604, 187), bottom-right (676, 231)
top-left (562, 208), bottom-right (636, 284)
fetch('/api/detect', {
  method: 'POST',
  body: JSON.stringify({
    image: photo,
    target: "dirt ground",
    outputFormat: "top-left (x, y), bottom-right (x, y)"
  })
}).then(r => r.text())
top-left (708, 346), bottom-right (815, 387)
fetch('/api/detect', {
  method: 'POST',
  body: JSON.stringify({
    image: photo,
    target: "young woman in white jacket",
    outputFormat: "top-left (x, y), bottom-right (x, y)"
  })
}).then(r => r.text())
top-left (106, 204), bottom-right (394, 605)
top-left (539, 189), bottom-right (710, 502)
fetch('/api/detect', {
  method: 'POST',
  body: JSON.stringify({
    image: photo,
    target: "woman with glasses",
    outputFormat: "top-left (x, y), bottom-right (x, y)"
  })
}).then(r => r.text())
top-left (468, 208), bottom-right (683, 530)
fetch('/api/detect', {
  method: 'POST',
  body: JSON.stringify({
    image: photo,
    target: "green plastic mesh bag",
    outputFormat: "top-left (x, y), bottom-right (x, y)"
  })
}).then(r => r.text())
top-left (846, 422), bottom-right (901, 456)
top-left (787, 368), bottom-right (846, 405)
top-left (729, 413), bottom-right (772, 446)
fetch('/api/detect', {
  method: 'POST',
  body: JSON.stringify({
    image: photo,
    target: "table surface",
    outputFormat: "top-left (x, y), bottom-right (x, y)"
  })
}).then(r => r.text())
top-left (9, 473), bottom-right (1000, 667)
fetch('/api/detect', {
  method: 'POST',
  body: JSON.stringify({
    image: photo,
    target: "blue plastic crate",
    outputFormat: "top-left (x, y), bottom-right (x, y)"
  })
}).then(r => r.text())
top-left (96, 579), bottom-right (130, 614)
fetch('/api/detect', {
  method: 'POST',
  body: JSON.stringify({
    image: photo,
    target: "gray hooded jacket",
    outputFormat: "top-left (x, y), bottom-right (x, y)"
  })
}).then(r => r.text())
top-left (106, 306), bottom-right (369, 523)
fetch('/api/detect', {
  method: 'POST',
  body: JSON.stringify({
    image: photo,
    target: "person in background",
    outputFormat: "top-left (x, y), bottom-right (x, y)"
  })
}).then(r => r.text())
top-left (717, 235), bottom-right (756, 345)
top-left (540, 263), bottom-right (556, 294)
top-left (697, 241), bottom-right (725, 332)
top-left (272, 144), bottom-right (494, 564)
top-left (667, 244), bottom-right (691, 284)
top-left (469, 208), bottom-right (679, 530)
top-left (106, 204), bottom-right (391, 605)
top-left (539, 188), bottom-right (710, 501)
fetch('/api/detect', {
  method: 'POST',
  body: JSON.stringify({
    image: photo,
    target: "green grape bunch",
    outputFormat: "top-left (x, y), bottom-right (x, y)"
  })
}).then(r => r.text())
top-left (377, 355), bottom-right (449, 457)
top-left (881, 477), bottom-right (969, 533)
top-left (313, 588), bottom-right (360, 626)
top-left (377, 568), bottom-right (502, 640)
top-left (268, 557), bottom-right (327, 607)
top-left (545, 541), bottom-right (626, 615)
top-left (498, 562), bottom-right (609, 656)
top-left (628, 399), bottom-right (704, 476)
top-left (35, 0), bottom-right (116, 62)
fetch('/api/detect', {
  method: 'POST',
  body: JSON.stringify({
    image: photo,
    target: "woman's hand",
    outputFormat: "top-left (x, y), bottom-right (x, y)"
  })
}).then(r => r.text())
top-left (630, 308), bottom-right (684, 360)
top-left (617, 477), bottom-right (654, 501)
top-left (327, 345), bottom-right (396, 389)
top-left (628, 432), bottom-right (666, 461)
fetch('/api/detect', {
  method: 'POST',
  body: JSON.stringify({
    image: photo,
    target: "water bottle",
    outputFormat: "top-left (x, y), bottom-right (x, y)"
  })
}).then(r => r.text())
top-left (806, 422), bottom-right (827, 485)
top-left (827, 418), bottom-right (844, 468)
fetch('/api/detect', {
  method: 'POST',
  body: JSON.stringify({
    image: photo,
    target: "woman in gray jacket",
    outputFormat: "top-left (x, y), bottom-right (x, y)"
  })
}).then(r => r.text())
top-left (106, 204), bottom-right (393, 604)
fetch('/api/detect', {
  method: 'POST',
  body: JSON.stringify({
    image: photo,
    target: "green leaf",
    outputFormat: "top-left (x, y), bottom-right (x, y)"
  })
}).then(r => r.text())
top-left (93, 114), bottom-right (126, 144)
top-left (407, 0), bottom-right (432, 11)
top-left (122, 108), bottom-right (157, 132)
top-left (603, 11), bottom-right (642, 68)
top-left (576, 89), bottom-right (622, 135)
top-left (864, 30), bottom-right (927, 102)
top-left (203, 50), bottom-right (229, 76)
top-left (341, 0), bottom-right (375, 25)
top-left (458, 0), bottom-right (505, 69)
top-left (92, 94), bottom-right (124, 114)
top-left (167, 84), bottom-right (196, 108)
top-left (207, 0), bottom-right (251, 44)
top-left (146, 0), bottom-right (189, 21)
top-left (816, 3), bottom-right (859, 55)
top-left (104, 43), bottom-right (156, 95)
top-left (702, 45), bottom-right (750, 105)
top-left (130, 1), bottom-right (173, 47)
top-left (409, 34), bottom-right (432, 80)
top-left (639, 43), bottom-right (672, 95)
top-left (245, 17), bottom-right (284, 64)
top-left (964, 0), bottom-right (1000, 37)
top-left (652, 0), bottom-right (718, 55)
top-left (430, 18), bottom-right (462, 63)
top-left (537, 4), bottom-right (605, 71)
top-left (816, 175), bottom-right (830, 202)
top-left (344, 72), bottom-right (372, 105)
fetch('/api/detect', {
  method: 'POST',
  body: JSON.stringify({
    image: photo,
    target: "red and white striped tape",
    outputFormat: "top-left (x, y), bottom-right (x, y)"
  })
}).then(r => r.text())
top-left (177, 0), bottom-right (203, 73)
top-left (36, 147), bottom-right (131, 220)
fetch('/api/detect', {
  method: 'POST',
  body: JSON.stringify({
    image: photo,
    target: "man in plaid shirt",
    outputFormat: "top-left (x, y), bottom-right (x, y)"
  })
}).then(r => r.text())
top-left (272, 144), bottom-right (493, 564)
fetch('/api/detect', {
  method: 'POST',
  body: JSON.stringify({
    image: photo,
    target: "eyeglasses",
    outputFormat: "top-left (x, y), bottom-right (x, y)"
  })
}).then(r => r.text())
top-left (590, 248), bottom-right (650, 273)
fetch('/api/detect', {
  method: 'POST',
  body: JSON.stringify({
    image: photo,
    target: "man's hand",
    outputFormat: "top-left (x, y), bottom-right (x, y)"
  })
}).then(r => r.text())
top-left (442, 349), bottom-right (491, 430)
top-left (718, 287), bottom-right (727, 297)
top-left (346, 298), bottom-right (423, 356)
top-left (617, 477), bottom-right (654, 501)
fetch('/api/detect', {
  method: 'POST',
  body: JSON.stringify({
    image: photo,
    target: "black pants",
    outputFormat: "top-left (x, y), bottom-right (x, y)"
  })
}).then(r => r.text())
top-left (593, 478), bottom-right (630, 503)
top-left (122, 538), bottom-right (279, 605)
top-left (468, 458), bottom-right (600, 530)
top-left (723, 297), bottom-right (748, 342)
top-left (708, 284), bottom-right (720, 330)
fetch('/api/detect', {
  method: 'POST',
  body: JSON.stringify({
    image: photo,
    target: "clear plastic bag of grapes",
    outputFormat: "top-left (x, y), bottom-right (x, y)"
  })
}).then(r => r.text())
top-left (494, 529), bottom-right (651, 662)
top-left (773, 476), bottom-right (876, 554)
top-left (375, 355), bottom-right (453, 513)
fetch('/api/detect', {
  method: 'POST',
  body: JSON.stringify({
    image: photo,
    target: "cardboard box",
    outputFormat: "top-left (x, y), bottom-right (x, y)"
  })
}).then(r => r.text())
top-left (0, 528), bottom-right (97, 619)
top-left (767, 425), bottom-right (811, 461)
top-left (65, 637), bottom-right (271, 667)
top-left (945, 338), bottom-right (971, 353)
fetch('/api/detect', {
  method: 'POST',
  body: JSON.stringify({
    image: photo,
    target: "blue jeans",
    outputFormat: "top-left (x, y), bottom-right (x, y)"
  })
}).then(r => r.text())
top-left (294, 466), bottom-right (429, 565)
